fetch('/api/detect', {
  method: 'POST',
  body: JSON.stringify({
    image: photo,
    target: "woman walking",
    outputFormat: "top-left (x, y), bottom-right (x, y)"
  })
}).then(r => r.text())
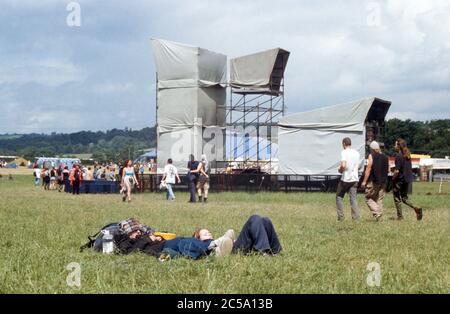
top-left (393, 138), bottom-right (423, 220)
top-left (121, 160), bottom-right (139, 202)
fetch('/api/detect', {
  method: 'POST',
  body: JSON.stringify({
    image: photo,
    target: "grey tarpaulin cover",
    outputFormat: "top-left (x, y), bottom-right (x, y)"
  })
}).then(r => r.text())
top-left (230, 48), bottom-right (289, 95)
top-left (278, 97), bottom-right (391, 175)
top-left (151, 39), bottom-right (226, 173)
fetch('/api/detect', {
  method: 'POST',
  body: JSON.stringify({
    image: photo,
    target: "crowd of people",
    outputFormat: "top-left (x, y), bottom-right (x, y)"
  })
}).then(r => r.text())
top-left (31, 154), bottom-right (213, 204)
top-left (31, 137), bottom-right (424, 222)
top-left (32, 159), bottom-right (156, 197)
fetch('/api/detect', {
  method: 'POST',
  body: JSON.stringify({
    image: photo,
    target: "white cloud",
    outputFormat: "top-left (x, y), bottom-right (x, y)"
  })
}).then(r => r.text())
top-left (1, 0), bottom-right (450, 133)
top-left (0, 59), bottom-right (87, 87)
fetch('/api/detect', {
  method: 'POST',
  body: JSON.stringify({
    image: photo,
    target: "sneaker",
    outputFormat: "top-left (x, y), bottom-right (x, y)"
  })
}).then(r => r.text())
top-left (375, 214), bottom-right (383, 222)
top-left (397, 216), bottom-right (404, 221)
top-left (215, 236), bottom-right (233, 257)
top-left (224, 229), bottom-right (236, 242)
top-left (198, 196), bottom-right (203, 202)
top-left (415, 208), bottom-right (423, 221)
top-left (203, 198), bottom-right (207, 203)
top-left (211, 229), bottom-right (236, 248)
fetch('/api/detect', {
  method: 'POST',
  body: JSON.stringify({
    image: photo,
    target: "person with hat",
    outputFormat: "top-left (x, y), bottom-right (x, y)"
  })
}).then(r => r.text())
top-left (361, 141), bottom-right (389, 221)
top-left (113, 218), bottom-right (220, 260)
top-left (114, 218), bottom-right (166, 256)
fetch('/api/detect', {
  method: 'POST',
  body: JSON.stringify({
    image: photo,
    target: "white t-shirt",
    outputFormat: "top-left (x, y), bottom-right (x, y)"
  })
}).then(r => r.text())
top-left (34, 169), bottom-right (41, 178)
top-left (340, 148), bottom-right (360, 182)
top-left (164, 164), bottom-right (178, 184)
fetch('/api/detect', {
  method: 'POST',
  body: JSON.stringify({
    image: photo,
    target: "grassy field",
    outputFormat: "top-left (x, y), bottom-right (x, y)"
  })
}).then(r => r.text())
top-left (0, 174), bottom-right (449, 294)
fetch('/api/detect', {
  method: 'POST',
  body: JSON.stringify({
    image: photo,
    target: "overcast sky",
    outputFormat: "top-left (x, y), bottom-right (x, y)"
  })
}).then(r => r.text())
top-left (1, 0), bottom-right (449, 133)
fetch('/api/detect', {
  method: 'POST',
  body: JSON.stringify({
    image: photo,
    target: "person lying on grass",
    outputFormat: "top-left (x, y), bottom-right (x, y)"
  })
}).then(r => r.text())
top-left (192, 215), bottom-right (282, 257)
top-left (112, 218), bottom-right (232, 261)
top-left (94, 215), bottom-right (281, 261)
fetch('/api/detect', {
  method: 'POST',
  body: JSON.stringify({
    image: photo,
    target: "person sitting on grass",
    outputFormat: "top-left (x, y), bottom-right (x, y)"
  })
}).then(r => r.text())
top-left (193, 214), bottom-right (282, 256)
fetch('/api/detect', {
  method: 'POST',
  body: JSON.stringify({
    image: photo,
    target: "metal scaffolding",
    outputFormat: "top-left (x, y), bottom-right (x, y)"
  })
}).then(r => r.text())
top-left (225, 49), bottom-right (289, 174)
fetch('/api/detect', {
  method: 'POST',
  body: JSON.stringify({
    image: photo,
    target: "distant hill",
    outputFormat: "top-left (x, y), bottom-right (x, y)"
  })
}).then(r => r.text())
top-left (0, 127), bottom-right (156, 162)
top-left (0, 119), bottom-right (449, 162)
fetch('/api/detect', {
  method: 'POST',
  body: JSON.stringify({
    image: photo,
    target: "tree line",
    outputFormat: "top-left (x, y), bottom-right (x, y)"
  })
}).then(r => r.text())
top-left (0, 127), bottom-right (156, 162)
top-left (0, 119), bottom-right (448, 162)
top-left (383, 119), bottom-right (450, 157)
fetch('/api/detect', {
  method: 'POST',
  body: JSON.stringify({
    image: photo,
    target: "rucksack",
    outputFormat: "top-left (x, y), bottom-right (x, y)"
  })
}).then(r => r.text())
top-left (79, 221), bottom-right (156, 253)
top-left (79, 222), bottom-right (120, 252)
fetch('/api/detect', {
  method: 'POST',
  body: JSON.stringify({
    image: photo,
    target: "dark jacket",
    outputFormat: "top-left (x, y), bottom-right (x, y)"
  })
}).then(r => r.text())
top-left (114, 233), bottom-right (166, 256)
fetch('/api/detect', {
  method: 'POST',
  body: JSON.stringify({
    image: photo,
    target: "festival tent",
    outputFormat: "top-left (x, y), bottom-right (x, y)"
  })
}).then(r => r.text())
top-left (278, 97), bottom-right (391, 175)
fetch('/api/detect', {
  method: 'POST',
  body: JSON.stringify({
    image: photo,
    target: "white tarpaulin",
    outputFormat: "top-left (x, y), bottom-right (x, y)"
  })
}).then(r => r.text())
top-left (151, 39), bottom-right (227, 173)
top-left (230, 48), bottom-right (289, 94)
top-left (157, 86), bottom-right (226, 127)
top-left (278, 97), bottom-right (391, 175)
top-left (151, 39), bottom-right (227, 89)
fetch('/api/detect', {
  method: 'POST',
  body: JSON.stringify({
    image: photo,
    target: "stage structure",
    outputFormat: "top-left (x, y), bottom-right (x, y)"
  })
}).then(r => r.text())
top-left (278, 97), bottom-right (391, 175)
top-left (226, 48), bottom-right (290, 174)
top-left (151, 39), bottom-right (227, 173)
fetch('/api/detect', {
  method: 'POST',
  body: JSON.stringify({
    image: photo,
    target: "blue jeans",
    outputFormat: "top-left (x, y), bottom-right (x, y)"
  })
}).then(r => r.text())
top-left (233, 215), bottom-right (282, 254)
top-left (163, 237), bottom-right (212, 259)
top-left (166, 183), bottom-right (175, 200)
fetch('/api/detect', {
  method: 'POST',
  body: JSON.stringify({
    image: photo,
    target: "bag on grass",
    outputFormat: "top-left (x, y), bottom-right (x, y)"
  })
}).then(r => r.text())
top-left (79, 222), bottom-right (120, 252)
top-left (79, 220), bottom-right (156, 253)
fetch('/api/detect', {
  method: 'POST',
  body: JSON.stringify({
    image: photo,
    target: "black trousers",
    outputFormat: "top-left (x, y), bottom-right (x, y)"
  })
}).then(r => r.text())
top-left (233, 215), bottom-right (282, 254)
top-left (393, 179), bottom-right (418, 217)
top-left (188, 179), bottom-right (198, 202)
top-left (72, 181), bottom-right (80, 195)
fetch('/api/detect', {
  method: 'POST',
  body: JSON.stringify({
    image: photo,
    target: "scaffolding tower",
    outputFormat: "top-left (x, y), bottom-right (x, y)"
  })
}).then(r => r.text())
top-left (226, 48), bottom-right (290, 174)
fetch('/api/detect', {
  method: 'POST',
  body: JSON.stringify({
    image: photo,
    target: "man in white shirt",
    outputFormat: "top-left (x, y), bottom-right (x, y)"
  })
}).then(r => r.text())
top-left (336, 137), bottom-right (361, 221)
top-left (161, 158), bottom-right (181, 200)
top-left (34, 167), bottom-right (41, 186)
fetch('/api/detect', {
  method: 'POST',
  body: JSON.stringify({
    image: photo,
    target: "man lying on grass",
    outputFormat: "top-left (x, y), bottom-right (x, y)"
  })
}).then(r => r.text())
top-left (192, 215), bottom-right (282, 258)
top-left (85, 216), bottom-right (282, 261)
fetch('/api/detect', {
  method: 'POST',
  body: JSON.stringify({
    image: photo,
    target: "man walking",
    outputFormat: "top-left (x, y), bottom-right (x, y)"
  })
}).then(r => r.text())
top-left (187, 154), bottom-right (200, 203)
top-left (361, 141), bottom-right (389, 221)
top-left (161, 158), bottom-right (180, 201)
top-left (336, 137), bottom-right (361, 221)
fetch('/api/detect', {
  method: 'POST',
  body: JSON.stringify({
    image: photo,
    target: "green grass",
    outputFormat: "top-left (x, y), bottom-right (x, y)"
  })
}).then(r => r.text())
top-left (0, 176), bottom-right (449, 293)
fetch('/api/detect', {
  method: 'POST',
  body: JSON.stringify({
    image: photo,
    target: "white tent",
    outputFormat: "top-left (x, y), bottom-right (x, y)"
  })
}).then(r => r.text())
top-left (278, 97), bottom-right (391, 175)
top-left (151, 39), bottom-right (227, 173)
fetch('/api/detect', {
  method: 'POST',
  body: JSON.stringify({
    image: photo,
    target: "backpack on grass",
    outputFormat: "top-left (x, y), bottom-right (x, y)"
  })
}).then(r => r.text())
top-left (79, 220), bottom-right (156, 253)
top-left (79, 222), bottom-right (121, 252)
